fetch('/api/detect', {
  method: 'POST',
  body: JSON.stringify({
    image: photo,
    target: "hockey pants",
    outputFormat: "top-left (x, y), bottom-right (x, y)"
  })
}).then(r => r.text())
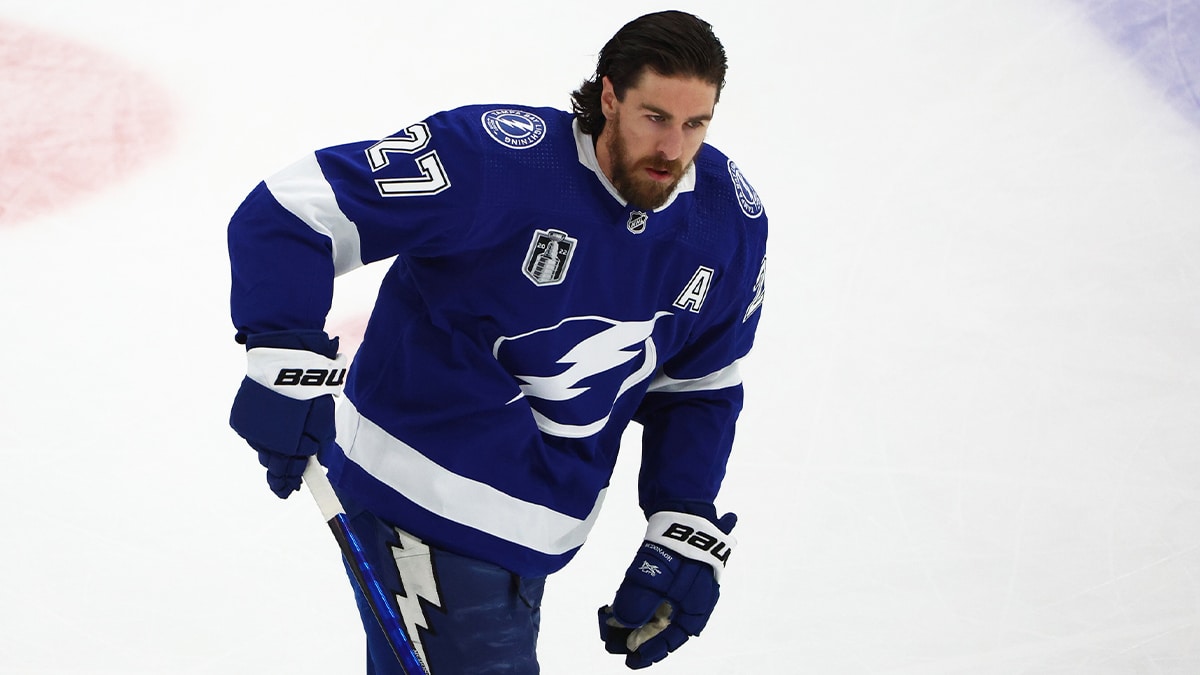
top-left (341, 505), bottom-right (546, 675)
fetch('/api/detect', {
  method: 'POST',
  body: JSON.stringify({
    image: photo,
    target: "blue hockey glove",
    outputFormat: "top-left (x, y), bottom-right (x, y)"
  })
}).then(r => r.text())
top-left (229, 330), bottom-right (346, 498)
top-left (598, 510), bottom-right (737, 669)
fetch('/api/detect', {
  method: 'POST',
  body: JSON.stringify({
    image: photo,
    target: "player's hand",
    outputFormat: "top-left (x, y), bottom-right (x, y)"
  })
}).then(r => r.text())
top-left (598, 509), bottom-right (737, 669)
top-left (229, 330), bottom-right (346, 498)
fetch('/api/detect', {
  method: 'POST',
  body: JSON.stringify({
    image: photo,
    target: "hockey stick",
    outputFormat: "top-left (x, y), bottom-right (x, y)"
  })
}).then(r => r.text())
top-left (302, 457), bottom-right (428, 675)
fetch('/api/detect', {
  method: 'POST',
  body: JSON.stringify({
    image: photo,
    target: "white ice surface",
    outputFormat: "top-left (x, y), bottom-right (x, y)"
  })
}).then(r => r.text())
top-left (1, 1), bottom-right (1199, 673)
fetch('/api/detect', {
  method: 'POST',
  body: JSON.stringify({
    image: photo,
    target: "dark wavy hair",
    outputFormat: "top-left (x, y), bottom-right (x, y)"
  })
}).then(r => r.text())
top-left (571, 11), bottom-right (727, 136)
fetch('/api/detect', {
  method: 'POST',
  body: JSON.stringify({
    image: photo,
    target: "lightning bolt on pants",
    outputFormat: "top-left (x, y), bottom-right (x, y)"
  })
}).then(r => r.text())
top-left (340, 505), bottom-right (545, 675)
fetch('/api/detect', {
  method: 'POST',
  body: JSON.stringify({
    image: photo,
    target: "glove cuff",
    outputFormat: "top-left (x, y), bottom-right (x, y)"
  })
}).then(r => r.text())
top-left (644, 511), bottom-right (737, 581)
top-left (244, 329), bottom-right (339, 357)
top-left (246, 347), bottom-right (349, 400)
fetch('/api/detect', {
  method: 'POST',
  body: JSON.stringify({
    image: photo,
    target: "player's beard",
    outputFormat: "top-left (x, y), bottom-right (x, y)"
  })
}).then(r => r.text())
top-left (604, 114), bottom-right (686, 211)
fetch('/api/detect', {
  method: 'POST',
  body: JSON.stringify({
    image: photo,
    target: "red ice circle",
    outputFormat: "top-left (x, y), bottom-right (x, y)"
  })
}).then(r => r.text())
top-left (0, 21), bottom-right (175, 226)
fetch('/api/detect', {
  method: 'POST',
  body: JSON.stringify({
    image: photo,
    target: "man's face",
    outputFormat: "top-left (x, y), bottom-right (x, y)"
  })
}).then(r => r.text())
top-left (597, 70), bottom-right (717, 210)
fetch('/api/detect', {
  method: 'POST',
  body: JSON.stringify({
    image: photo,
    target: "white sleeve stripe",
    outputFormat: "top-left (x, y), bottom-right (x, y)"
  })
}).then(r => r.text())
top-left (645, 359), bottom-right (742, 394)
top-left (335, 398), bottom-right (606, 555)
top-left (265, 152), bottom-right (364, 276)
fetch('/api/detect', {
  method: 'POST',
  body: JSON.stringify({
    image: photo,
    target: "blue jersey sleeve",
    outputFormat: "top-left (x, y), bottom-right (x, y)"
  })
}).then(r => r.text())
top-left (227, 111), bottom-right (487, 340)
top-left (228, 181), bottom-right (337, 337)
top-left (633, 163), bottom-right (768, 516)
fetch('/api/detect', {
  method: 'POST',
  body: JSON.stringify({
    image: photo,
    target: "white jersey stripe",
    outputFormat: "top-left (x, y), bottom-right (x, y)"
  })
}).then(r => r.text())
top-left (334, 398), bottom-right (607, 555)
top-left (265, 152), bottom-right (364, 276)
top-left (646, 359), bottom-right (743, 394)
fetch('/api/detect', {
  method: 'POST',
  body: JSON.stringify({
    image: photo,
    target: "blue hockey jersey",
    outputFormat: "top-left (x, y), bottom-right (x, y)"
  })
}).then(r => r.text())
top-left (228, 105), bottom-right (767, 576)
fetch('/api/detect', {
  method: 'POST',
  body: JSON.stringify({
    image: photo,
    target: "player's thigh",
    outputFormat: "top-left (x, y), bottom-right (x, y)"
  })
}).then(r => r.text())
top-left (345, 509), bottom-right (545, 675)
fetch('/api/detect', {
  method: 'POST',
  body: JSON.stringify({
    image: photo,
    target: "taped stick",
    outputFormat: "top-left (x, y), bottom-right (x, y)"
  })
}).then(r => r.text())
top-left (303, 457), bottom-right (428, 675)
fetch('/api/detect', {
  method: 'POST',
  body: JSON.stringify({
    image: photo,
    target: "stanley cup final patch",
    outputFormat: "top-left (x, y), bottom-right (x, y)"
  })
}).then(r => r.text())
top-left (522, 228), bottom-right (577, 286)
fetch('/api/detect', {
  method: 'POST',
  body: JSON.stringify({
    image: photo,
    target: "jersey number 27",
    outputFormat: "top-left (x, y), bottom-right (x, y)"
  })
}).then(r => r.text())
top-left (365, 123), bottom-right (451, 198)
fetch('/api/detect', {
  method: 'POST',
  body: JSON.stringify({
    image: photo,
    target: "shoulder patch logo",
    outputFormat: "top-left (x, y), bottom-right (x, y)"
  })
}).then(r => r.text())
top-left (482, 109), bottom-right (547, 150)
top-left (727, 160), bottom-right (764, 219)
top-left (523, 228), bottom-right (577, 286)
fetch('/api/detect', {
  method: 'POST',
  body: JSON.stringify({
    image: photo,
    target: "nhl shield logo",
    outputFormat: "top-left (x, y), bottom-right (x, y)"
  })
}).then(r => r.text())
top-left (626, 210), bottom-right (648, 234)
top-left (523, 229), bottom-right (577, 286)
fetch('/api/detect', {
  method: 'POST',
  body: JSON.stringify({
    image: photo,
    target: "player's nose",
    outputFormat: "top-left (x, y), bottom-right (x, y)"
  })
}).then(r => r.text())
top-left (656, 127), bottom-right (684, 162)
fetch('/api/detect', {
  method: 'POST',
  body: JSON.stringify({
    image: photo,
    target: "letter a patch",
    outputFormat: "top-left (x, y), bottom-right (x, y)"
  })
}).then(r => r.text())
top-left (674, 266), bottom-right (714, 313)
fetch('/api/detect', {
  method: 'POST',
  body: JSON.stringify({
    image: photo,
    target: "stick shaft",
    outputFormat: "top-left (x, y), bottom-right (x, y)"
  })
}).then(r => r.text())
top-left (303, 457), bottom-right (428, 675)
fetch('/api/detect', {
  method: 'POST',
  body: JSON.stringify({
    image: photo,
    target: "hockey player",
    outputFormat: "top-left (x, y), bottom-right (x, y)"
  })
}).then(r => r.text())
top-left (228, 10), bottom-right (767, 673)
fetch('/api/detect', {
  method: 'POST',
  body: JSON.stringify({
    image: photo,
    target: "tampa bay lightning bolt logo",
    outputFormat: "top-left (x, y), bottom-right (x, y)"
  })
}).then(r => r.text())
top-left (482, 109), bottom-right (547, 149)
top-left (727, 160), bottom-right (764, 219)
top-left (388, 529), bottom-right (439, 672)
top-left (494, 313), bottom-right (672, 438)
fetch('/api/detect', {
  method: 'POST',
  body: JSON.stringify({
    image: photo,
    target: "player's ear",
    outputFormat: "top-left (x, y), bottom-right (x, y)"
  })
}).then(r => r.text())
top-left (601, 76), bottom-right (618, 119)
